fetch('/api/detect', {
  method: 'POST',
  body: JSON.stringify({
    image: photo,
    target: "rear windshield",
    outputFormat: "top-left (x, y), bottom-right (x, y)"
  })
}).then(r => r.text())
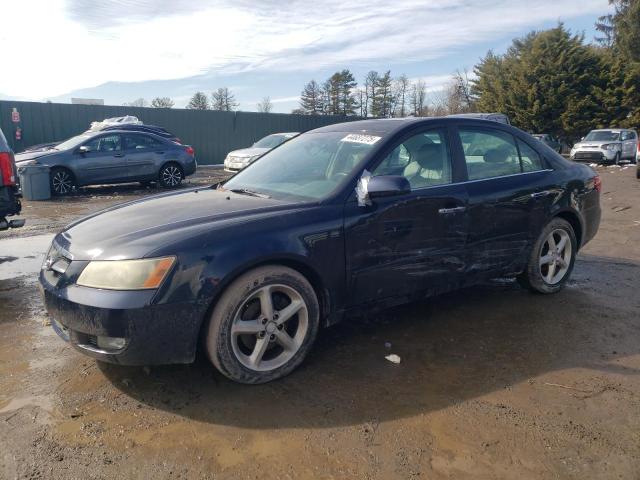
top-left (584, 131), bottom-right (620, 141)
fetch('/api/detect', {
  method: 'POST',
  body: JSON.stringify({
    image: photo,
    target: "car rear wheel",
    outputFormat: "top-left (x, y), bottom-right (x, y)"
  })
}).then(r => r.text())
top-left (158, 163), bottom-right (183, 188)
top-left (205, 265), bottom-right (320, 384)
top-left (50, 168), bottom-right (76, 196)
top-left (517, 218), bottom-right (577, 294)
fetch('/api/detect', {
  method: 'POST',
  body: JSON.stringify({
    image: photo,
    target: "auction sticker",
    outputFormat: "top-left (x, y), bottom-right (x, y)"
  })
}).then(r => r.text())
top-left (341, 134), bottom-right (381, 145)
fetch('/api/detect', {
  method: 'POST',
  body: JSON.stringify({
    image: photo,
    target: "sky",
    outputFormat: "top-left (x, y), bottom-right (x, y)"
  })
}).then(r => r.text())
top-left (0, 0), bottom-right (612, 113)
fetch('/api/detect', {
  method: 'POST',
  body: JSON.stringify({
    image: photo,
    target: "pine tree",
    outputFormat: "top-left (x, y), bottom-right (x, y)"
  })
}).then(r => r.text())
top-left (299, 80), bottom-right (324, 114)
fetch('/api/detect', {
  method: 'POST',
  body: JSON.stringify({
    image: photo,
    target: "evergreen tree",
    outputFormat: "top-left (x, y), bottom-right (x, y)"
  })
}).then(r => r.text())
top-left (299, 80), bottom-right (324, 114)
top-left (472, 26), bottom-right (603, 142)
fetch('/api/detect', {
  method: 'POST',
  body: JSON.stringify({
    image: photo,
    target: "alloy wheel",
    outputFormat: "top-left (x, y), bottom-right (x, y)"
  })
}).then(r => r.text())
top-left (161, 165), bottom-right (182, 186)
top-left (52, 171), bottom-right (73, 195)
top-left (539, 229), bottom-right (572, 285)
top-left (230, 284), bottom-right (308, 372)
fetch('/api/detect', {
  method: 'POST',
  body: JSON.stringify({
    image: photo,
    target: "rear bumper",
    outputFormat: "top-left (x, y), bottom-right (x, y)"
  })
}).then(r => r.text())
top-left (40, 275), bottom-right (209, 365)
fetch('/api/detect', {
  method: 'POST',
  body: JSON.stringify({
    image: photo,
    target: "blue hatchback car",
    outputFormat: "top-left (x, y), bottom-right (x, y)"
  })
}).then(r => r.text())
top-left (16, 130), bottom-right (196, 195)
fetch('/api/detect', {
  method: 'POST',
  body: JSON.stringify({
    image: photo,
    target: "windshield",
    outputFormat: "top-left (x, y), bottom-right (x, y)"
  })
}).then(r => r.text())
top-left (55, 133), bottom-right (93, 151)
top-left (253, 134), bottom-right (290, 149)
top-left (584, 131), bottom-right (620, 142)
top-left (222, 132), bottom-right (379, 201)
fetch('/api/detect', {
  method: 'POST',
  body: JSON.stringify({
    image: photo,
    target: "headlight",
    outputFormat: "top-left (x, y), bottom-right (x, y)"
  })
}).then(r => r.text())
top-left (601, 143), bottom-right (620, 151)
top-left (77, 256), bottom-right (175, 290)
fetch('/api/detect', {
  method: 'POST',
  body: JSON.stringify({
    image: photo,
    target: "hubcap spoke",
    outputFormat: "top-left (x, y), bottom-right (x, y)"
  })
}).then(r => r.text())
top-left (275, 330), bottom-right (297, 351)
top-left (259, 287), bottom-right (274, 320)
top-left (556, 235), bottom-right (568, 252)
top-left (231, 319), bottom-right (262, 335)
top-left (539, 253), bottom-right (554, 266)
top-left (249, 336), bottom-right (269, 367)
top-left (545, 262), bottom-right (557, 283)
top-left (275, 299), bottom-right (303, 325)
top-left (547, 234), bottom-right (557, 251)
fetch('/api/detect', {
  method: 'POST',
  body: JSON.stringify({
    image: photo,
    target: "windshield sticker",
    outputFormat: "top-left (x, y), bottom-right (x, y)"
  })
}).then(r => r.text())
top-left (341, 134), bottom-right (381, 145)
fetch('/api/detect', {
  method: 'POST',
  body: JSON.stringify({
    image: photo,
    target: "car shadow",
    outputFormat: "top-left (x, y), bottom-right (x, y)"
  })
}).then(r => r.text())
top-left (98, 254), bottom-right (640, 429)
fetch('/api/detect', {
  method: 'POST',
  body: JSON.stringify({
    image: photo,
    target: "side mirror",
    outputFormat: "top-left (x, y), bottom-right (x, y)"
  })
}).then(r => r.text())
top-left (580, 137), bottom-right (585, 141)
top-left (77, 145), bottom-right (91, 154)
top-left (356, 173), bottom-right (411, 207)
top-left (367, 175), bottom-right (411, 199)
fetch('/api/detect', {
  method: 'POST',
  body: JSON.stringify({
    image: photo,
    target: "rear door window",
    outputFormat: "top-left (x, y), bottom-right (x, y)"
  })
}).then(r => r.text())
top-left (459, 128), bottom-right (545, 180)
top-left (459, 129), bottom-right (520, 180)
top-left (123, 134), bottom-right (164, 150)
top-left (516, 139), bottom-right (544, 172)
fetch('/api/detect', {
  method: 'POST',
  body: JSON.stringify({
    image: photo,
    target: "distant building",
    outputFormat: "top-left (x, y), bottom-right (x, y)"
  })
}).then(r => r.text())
top-left (71, 98), bottom-right (104, 106)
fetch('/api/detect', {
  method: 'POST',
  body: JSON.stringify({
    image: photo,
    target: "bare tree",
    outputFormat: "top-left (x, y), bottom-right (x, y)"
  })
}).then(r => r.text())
top-left (447, 69), bottom-right (475, 114)
top-left (186, 92), bottom-right (209, 110)
top-left (257, 96), bottom-right (273, 113)
top-left (363, 71), bottom-right (380, 117)
top-left (124, 98), bottom-right (147, 107)
top-left (393, 74), bottom-right (410, 117)
top-left (211, 87), bottom-right (239, 111)
top-left (409, 79), bottom-right (427, 116)
top-left (151, 97), bottom-right (175, 108)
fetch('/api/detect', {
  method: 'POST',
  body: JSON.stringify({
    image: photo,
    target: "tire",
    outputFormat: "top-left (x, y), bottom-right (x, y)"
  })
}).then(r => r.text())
top-left (50, 168), bottom-right (76, 196)
top-left (517, 218), bottom-right (577, 294)
top-left (158, 163), bottom-right (183, 188)
top-left (205, 265), bottom-right (320, 384)
top-left (636, 167), bottom-right (640, 179)
top-left (614, 152), bottom-right (621, 165)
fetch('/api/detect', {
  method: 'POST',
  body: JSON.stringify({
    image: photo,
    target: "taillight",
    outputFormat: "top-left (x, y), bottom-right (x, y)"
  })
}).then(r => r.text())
top-left (0, 152), bottom-right (16, 187)
top-left (185, 146), bottom-right (194, 156)
top-left (593, 175), bottom-right (601, 193)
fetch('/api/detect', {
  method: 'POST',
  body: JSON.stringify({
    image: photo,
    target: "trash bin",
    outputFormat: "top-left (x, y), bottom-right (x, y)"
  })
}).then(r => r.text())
top-left (18, 165), bottom-right (51, 201)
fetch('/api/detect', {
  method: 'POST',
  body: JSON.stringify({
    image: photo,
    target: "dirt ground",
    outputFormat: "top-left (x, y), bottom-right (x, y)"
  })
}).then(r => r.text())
top-left (1, 165), bottom-right (639, 479)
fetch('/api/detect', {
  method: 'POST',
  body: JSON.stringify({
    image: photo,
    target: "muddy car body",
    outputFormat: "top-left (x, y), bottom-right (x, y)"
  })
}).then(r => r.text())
top-left (40, 117), bottom-right (601, 383)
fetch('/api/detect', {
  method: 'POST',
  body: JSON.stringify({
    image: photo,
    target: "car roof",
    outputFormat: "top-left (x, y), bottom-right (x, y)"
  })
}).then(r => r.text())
top-left (311, 116), bottom-right (517, 137)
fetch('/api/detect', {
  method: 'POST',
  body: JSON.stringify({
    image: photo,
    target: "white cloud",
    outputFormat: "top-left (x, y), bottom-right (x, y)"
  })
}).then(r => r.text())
top-left (0, 0), bottom-right (609, 99)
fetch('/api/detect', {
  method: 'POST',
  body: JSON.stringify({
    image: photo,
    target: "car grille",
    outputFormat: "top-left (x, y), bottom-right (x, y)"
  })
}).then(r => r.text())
top-left (574, 152), bottom-right (603, 160)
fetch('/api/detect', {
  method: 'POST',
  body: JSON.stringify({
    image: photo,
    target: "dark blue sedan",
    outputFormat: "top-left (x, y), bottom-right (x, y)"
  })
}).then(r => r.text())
top-left (40, 117), bottom-right (601, 383)
top-left (16, 130), bottom-right (196, 195)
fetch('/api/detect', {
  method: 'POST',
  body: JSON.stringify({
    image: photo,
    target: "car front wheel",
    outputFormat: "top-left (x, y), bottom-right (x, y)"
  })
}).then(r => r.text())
top-left (205, 265), bottom-right (320, 384)
top-left (158, 163), bottom-right (183, 188)
top-left (518, 218), bottom-right (577, 294)
top-left (50, 168), bottom-right (76, 196)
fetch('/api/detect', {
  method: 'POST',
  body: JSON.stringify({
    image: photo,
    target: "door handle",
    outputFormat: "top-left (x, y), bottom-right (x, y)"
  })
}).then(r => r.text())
top-left (530, 190), bottom-right (551, 199)
top-left (438, 206), bottom-right (466, 215)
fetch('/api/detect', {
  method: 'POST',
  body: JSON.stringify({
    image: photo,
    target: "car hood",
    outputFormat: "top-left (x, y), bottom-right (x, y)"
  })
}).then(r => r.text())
top-left (226, 147), bottom-right (270, 159)
top-left (15, 150), bottom-right (58, 162)
top-left (573, 141), bottom-right (618, 149)
top-left (54, 187), bottom-right (298, 260)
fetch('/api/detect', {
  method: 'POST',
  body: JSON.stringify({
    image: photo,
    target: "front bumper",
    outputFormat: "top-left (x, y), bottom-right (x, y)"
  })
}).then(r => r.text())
top-left (571, 149), bottom-right (618, 163)
top-left (40, 273), bottom-right (209, 365)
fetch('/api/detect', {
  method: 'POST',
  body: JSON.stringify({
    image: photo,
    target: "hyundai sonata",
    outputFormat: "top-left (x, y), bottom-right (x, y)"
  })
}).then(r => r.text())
top-left (40, 117), bottom-right (601, 383)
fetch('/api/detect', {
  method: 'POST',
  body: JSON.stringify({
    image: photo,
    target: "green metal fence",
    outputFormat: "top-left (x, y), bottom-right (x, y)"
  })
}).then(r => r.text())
top-left (0, 100), bottom-right (359, 164)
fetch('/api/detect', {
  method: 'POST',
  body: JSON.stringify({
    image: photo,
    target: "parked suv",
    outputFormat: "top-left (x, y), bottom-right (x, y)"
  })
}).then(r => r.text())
top-left (570, 129), bottom-right (638, 165)
top-left (0, 127), bottom-right (24, 230)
